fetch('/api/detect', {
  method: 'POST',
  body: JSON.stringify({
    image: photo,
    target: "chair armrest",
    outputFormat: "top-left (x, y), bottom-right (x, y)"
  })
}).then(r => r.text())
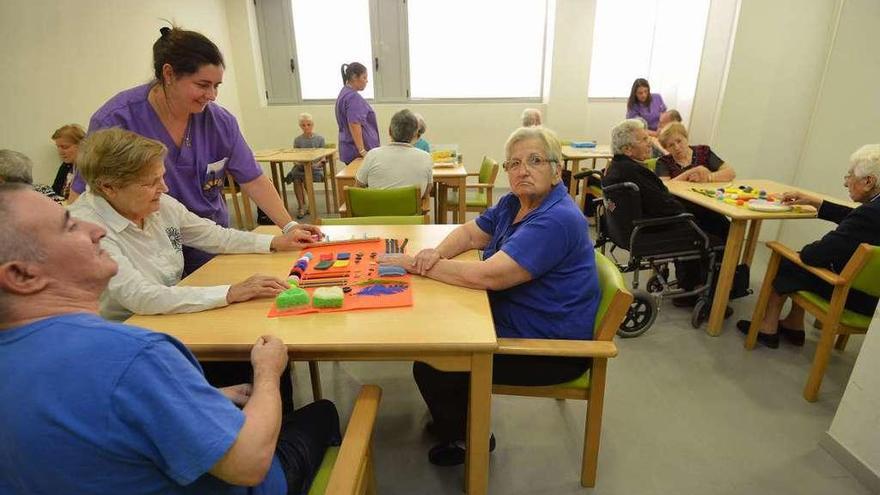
top-left (420, 196), bottom-right (432, 213)
top-left (496, 338), bottom-right (618, 358)
top-left (631, 213), bottom-right (695, 228)
top-left (573, 170), bottom-right (602, 181)
top-left (465, 183), bottom-right (493, 190)
top-left (466, 172), bottom-right (481, 177)
top-left (325, 385), bottom-right (383, 495)
top-left (765, 241), bottom-right (846, 286)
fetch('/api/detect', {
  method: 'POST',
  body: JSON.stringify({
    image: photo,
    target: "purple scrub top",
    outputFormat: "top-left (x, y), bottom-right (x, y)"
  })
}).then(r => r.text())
top-left (335, 86), bottom-right (380, 164)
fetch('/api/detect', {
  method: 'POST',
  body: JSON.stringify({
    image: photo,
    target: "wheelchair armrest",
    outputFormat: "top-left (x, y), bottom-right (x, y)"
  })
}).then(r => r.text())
top-left (573, 169), bottom-right (603, 181)
top-left (631, 213), bottom-right (695, 228)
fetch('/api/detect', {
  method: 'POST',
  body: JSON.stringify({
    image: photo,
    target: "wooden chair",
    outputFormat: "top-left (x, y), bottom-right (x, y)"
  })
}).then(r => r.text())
top-left (223, 172), bottom-right (254, 230)
top-left (307, 385), bottom-right (383, 495)
top-left (746, 242), bottom-right (880, 402)
top-left (492, 251), bottom-right (633, 487)
top-left (442, 156), bottom-right (499, 223)
top-left (320, 215), bottom-right (427, 226)
top-left (343, 185), bottom-right (431, 223)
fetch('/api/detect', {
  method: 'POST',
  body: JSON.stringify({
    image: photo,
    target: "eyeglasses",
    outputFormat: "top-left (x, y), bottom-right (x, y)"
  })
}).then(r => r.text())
top-left (503, 154), bottom-right (557, 173)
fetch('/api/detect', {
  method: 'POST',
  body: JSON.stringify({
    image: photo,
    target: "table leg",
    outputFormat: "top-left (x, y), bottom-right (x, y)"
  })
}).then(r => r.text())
top-left (328, 155), bottom-right (339, 213)
top-left (437, 183), bottom-right (448, 225)
top-left (305, 163), bottom-right (317, 224)
top-left (741, 219), bottom-right (762, 266)
top-left (568, 159), bottom-right (581, 198)
top-left (707, 219), bottom-right (747, 335)
top-left (456, 177), bottom-right (466, 224)
top-left (271, 162), bottom-right (289, 211)
top-left (465, 352), bottom-right (492, 495)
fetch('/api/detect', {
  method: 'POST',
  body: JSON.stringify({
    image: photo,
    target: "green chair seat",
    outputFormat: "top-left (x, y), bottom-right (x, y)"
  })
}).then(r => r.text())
top-left (557, 369), bottom-right (591, 389)
top-left (796, 291), bottom-right (874, 329)
top-left (306, 446), bottom-right (339, 495)
top-left (643, 158), bottom-right (657, 173)
top-left (446, 190), bottom-right (488, 208)
top-left (322, 215), bottom-right (426, 225)
top-left (347, 185), bottom-right (421, 216)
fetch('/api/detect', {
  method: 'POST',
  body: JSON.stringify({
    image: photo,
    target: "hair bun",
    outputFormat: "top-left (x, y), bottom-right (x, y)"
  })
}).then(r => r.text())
top-left (159, 27), bottom-right (171, 37)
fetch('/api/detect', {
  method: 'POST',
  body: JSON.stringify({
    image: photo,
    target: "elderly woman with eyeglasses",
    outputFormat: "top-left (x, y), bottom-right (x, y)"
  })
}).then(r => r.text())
top-left (737, 144), bottom-right (880, 348)
top-left (381, 126), bottom-right (600, 466)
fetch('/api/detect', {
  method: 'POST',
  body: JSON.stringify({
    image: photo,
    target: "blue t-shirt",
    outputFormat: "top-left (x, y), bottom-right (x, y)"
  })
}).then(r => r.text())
top-left (475, 182), bottom-right (600, 339)
top-left (0, 313), bottom-right (286, 495)
top-left (414, 138), bottom-right (430, 153)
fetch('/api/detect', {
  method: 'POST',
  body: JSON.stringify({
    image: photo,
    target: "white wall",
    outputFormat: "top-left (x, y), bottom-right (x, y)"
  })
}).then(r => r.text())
top-left (0, 0), bottom-right (241, 185)
top-left (809, 0), bottom-right (880, 483)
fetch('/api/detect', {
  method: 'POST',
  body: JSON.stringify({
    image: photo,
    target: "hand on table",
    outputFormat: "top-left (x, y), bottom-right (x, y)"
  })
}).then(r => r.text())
top-left (412, 248), bottom-right (443, 275)
top-left (219, 383), bottom-right (253, 406)
top-left (272, 227), bottom-right (322, 251)
top-left (781, 191), bottom-right (822, 208)
top-left (227, 275), bottom-right (289, 303)
top-left (684, 166), bottom-right (712, 182)
top-left (378, 253), bottom-right (419, 274)
top-left (250, 335), bottom-right (289, 379)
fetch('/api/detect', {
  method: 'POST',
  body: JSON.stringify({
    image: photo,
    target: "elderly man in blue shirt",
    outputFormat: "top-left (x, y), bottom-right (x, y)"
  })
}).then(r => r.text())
top-left (382, 126), bottom-right (601, 466)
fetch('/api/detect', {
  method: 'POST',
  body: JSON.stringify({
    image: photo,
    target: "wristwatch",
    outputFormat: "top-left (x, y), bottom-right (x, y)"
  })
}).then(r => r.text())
top-left (282, 221), bottom-right (298, 234)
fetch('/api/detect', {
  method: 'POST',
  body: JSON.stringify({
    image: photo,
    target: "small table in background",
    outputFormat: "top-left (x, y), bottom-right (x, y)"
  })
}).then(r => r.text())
top-left (561, 145), bottom-right (613, 198)
top-left (255, 148), bottom-right (339, 224)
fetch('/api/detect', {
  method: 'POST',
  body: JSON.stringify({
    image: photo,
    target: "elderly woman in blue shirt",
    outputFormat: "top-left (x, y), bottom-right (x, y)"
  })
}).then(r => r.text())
top-left (383, 126), bottom-right (600, 466)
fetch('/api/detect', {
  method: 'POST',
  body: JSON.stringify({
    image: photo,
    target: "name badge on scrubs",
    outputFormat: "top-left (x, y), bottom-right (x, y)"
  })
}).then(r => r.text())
top-left (203, 157), bottom-right (229, 191)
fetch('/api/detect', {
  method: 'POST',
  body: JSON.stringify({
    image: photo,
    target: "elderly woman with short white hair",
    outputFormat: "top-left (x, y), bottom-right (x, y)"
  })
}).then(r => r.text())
top-left (0, 149), bottom-right (64, 203)
top-left (382, 126), bottom-right (601, 466)
top-left (520, 108), bottom-right (543, 127)
top-left (737, 144), bottom-right (880, 348)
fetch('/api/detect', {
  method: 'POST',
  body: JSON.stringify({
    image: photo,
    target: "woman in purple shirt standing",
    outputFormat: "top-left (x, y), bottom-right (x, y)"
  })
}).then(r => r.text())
top-left (626, 78), bottom-right (667, 136)
top-left (335, 62), bottom-right (380, 164)
top-left (69, 27), bottom-right (320, 274)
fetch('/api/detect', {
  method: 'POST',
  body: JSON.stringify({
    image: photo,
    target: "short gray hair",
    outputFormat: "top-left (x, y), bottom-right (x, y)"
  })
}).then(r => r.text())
top-left (611, 119), bottom-right (646, 155)
top-left (77, 128), bottom-right (167, 196)
top-left (389, 109), bottom-right (419, 143)
top-left (849, 144), bottom-right (880, 181)
top-left (504, 126), bottom-right (562, 168)
top-left (0, 183), bottom-right (45, 265)
top-left (415, 113), bottom-right (427, 137)
top-left (521, 108), bottom-right (543, 127)
top-left (0, 149), bottom-right (34, 184)
top-left (298, 112), bottom-right (313, 124)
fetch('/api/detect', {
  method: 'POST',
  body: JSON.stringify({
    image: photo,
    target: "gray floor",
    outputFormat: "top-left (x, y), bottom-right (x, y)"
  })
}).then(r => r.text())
top-left (285, 234), bottom-right (871, 494)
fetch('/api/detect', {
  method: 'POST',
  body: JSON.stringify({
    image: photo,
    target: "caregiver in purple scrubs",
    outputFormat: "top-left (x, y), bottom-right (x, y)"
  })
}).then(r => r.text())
top-left (70, 27), bottom-right (319, 273)
top-left (335, 62), bottom-right (380, 164)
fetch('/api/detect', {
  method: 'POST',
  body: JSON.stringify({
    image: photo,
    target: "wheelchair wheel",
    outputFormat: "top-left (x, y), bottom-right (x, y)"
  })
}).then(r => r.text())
top-left (618, 291), bottom-right (658, 338)
top-left (691, 298), bottom-right (710, 328)
top-left (646, 275), bottom-right (664, 294)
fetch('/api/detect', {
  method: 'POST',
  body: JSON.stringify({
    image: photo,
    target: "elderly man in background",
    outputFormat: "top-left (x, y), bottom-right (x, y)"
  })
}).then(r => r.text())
top-left (0, 149), bottom-right (64, 203)
top-left (521, 108), bottom-right (543, 127)
top-left (356, 108), bottom-right (434, 200)
top-left (0, 183), bottom-right (340, 494)
top-left (737, 144), bottom-right (880, 348)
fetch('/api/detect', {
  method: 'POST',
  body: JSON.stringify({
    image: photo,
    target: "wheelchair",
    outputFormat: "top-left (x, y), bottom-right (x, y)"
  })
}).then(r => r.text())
top-left (586, 178), bottom-right (721, 338)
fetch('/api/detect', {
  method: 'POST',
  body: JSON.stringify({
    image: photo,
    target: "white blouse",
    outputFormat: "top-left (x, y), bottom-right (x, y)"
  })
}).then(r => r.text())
top-left (69, 191), bottom-right (274, 321)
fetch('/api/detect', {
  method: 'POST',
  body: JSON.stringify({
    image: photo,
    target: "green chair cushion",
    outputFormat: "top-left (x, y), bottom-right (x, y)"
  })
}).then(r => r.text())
top-left (593, 251), bottom-right (627, 335)
top-left (322, 215), bottom-right (426, 225)
top-left (796, 291), bottom-right (873, 329)
top-left (446, 190), bottom-right (488, 208)
top-left (348, 186), bottom-right (421, 216)
top-left (556, 369), bottom-right (591, 389)
top-left (478, 156), bottom-right (495, 184)
top-left (851, 246), bottom-right (880, 297)
top-left (306, 446), bottom-right (340, 495)
top-left (643, 158), bottom-right (657, 172)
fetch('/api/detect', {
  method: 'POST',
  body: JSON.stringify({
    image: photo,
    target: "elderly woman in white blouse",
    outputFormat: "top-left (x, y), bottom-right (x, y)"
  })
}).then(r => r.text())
top-left (69, 128), bottom-right (318, 321)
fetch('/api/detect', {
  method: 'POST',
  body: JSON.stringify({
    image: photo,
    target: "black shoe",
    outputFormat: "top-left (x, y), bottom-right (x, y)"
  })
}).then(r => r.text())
top-left (428, 435), bottom-right (496, 467)
top-left (724, 306), bottom-right (734, 319)
top-left (736, 320), bottom-right (780, 349)
top-left (736, 320), bottom-right (804, 346)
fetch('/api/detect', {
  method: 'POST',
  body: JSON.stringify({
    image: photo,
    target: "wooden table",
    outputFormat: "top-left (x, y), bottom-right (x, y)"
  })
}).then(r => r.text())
top-left (335, 159), bottom-right (468, 224)
top-left (666, 179), bottom-right (852, 335)
top-left (562, 145), bottom-right (613, 198)
top-left (126, 224), bottom-right (497, 494)
top-left (255, 148), bottom-right (339, 224)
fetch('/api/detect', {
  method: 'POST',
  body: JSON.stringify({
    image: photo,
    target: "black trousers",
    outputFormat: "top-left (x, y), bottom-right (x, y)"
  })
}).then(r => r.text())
top-left (275, 399), bottom-right (342, 495)
top-left (413, 354), bottom-right (589, 442)
top-left (201, 361), bottom-right (295, 414)
top-left (674, 204), bottom-right (729, 291)
top-left (774, 258), bottom-right (879, 316)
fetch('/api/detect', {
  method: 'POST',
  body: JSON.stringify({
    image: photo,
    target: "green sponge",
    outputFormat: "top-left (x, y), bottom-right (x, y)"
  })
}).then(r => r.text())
top-left (275, 287), bottom-right (310, 309)
top-left (312, 286), bottom-right (344, 308)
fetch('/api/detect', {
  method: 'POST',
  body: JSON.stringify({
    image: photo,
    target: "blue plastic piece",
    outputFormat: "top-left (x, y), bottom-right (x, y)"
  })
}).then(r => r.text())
top-left (570, 141), bottom-right (597, 148)
top-left (337, 252), bottom-right (351, 260)
top-left (378, 265), bottom-right (407, 277)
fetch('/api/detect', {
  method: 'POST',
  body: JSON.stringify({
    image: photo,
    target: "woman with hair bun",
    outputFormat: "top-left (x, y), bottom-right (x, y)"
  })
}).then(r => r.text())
top-left (335, 62), bottom-right (380, 164)
top-left (69, 26), bottom-right (319, 274)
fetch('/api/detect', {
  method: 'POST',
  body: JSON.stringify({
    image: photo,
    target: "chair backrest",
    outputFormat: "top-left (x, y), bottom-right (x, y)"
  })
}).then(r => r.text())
top-left (345, 186), bottom-right (421, 216)
top-left (847, 244), bottom-right (880, 297)
top-left (324, 142), bottom-right (337, 149)
top-left (599, 182), bottom-right (643, 250)
top-left (478, 156), bottom-right (499, 184)
top-left (592, 251), bottom-right (634, 342)
top-left (643, 158), bottom-right (658, 172)
top-left (321, 215), bottom-right (426, 225)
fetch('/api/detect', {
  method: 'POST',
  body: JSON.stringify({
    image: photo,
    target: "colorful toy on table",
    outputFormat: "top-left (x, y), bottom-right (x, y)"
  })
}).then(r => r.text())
top-left (336, 252), bottom-right (351, 260)
top-left (312, 286), bottom-right (344, 308)
top-left (378, 265), bottom-right (407, 277)
top-left (275, 287), bottom-right (310, 309)
top-left (355, 278), bottom-right (409, 296)
top-left (695, 185), bottom-right (778, 207)
top-left (332, 260), bottom-right (349, 268)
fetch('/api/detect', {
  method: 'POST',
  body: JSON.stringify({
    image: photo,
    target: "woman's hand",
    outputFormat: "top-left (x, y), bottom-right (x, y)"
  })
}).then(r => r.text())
top-left (412, 248), bottom-right (444, 275)
top-left (219, 383), bottom-right (253, 406)
top-left (781, 191), bottom-right (822, 208)
top-left (271, 227), bottom-right (322, 251)
top-left (685, 166), bottom-right (712, 182)
top-left (227, 275), bottom-right (289, 303)
top-left (378, 254), bottom-right (419, 274)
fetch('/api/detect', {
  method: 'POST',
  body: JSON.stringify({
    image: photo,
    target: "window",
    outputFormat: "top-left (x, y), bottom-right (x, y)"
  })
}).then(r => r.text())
top-left (255, 0), bottom-right (552, 103)
top-left (588, 0), bottom-right (711, 119)
top-left (407, 0), bottom-right (548, 99)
